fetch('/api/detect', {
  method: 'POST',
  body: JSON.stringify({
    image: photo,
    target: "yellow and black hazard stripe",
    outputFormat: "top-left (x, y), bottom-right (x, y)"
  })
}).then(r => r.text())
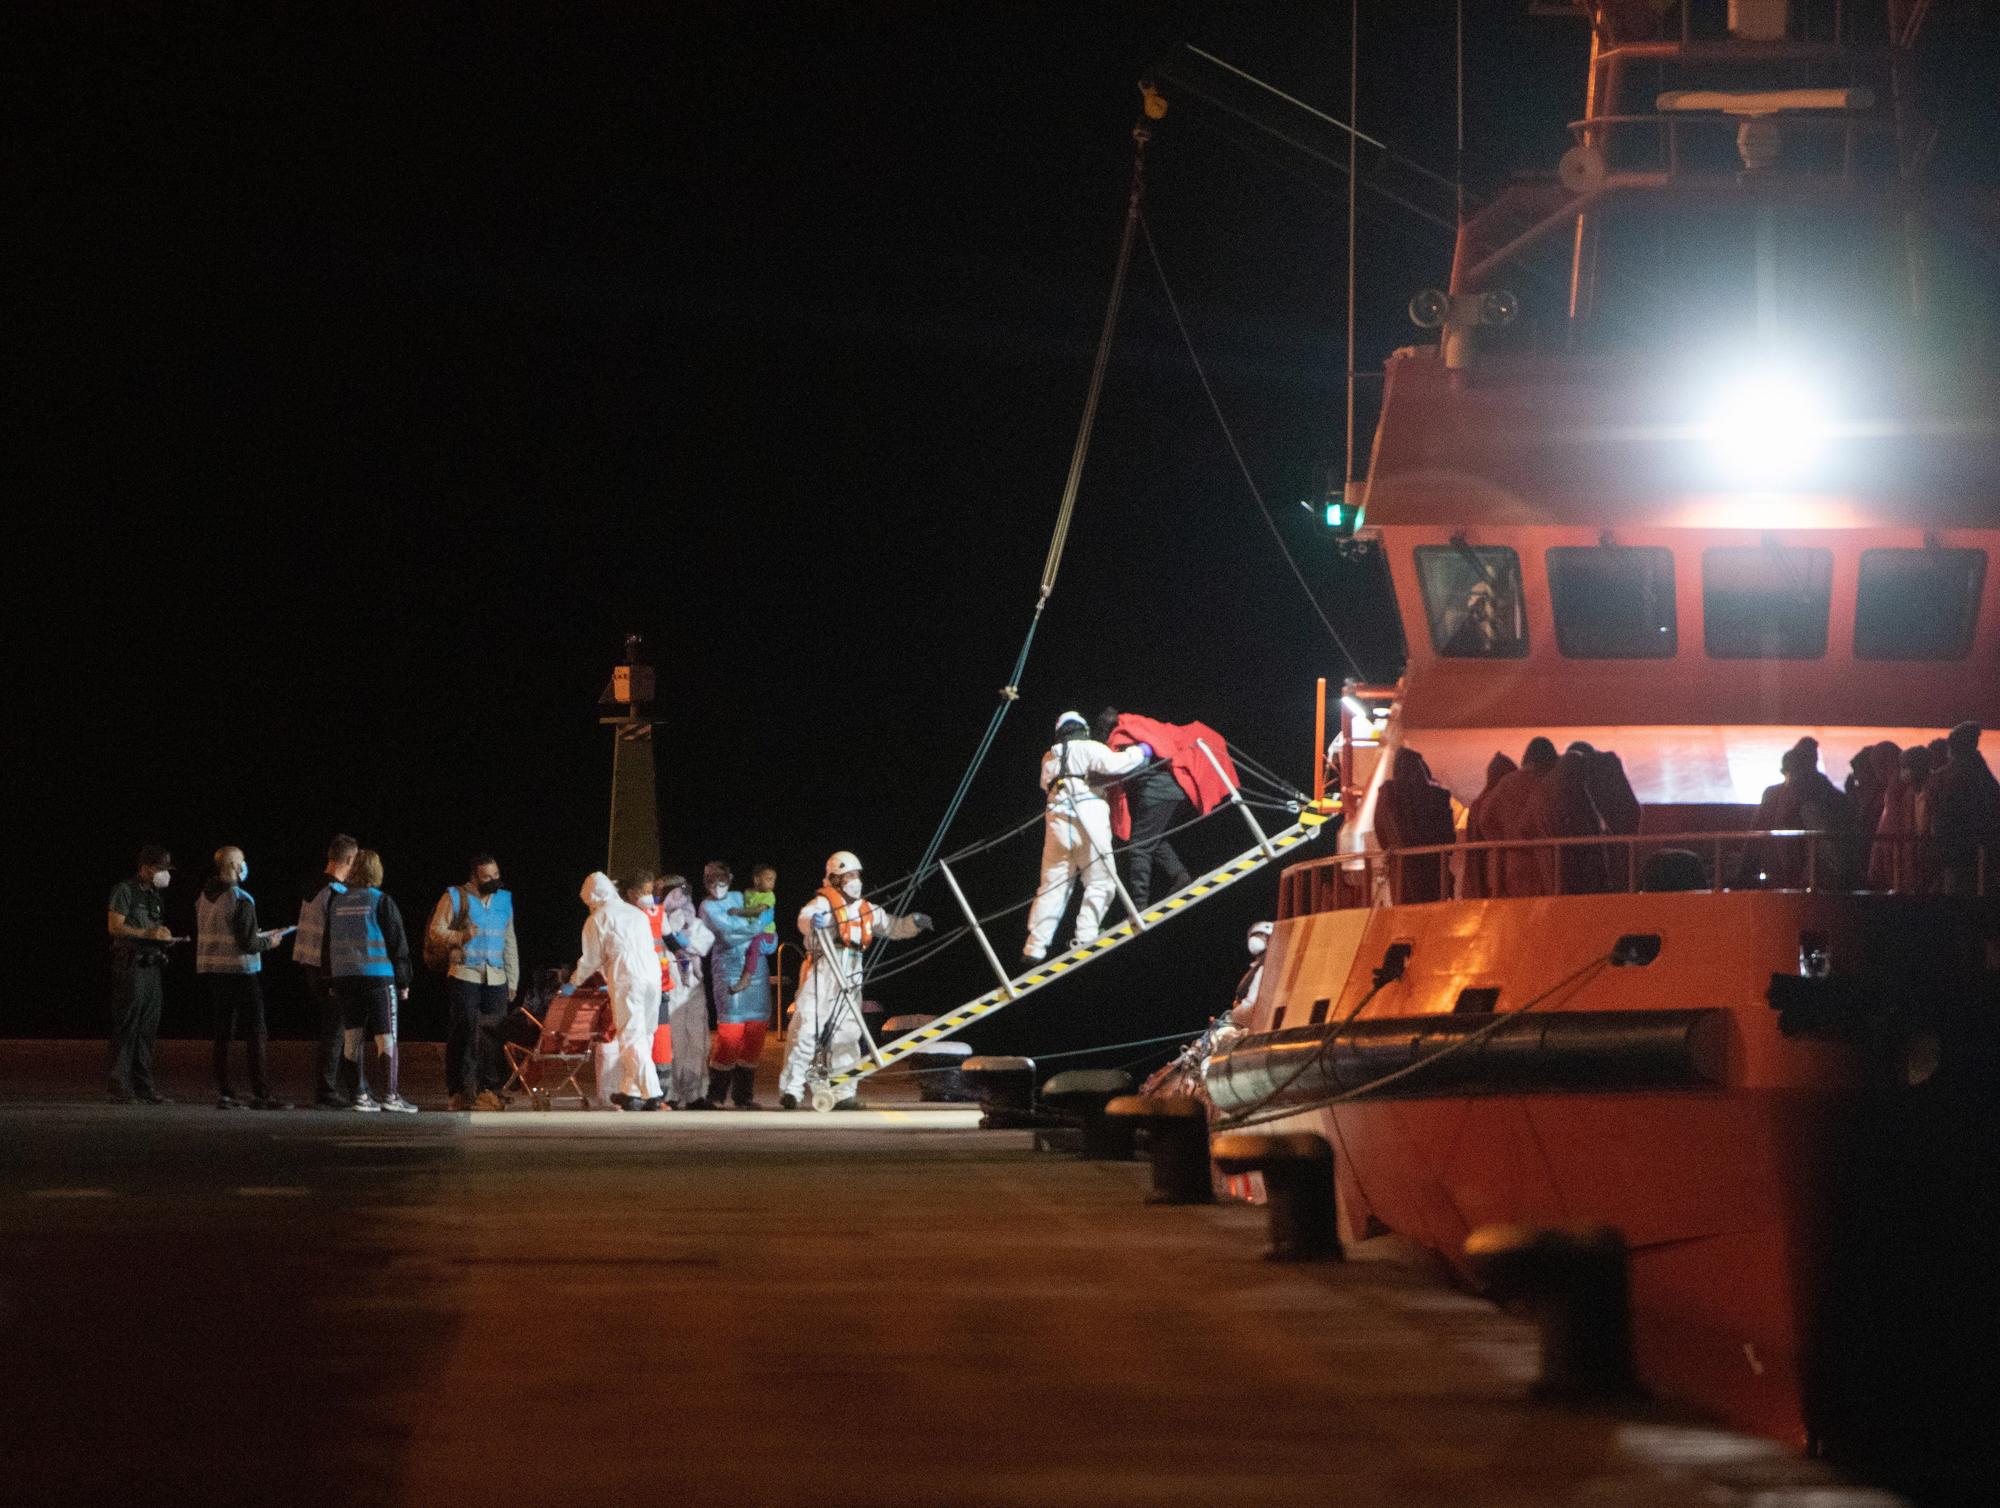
top-left (825, 819), bottom-right (1322, 1089)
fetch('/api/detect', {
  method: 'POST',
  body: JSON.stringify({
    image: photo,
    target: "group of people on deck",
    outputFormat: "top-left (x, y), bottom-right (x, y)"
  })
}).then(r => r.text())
top-left (1368, 720), bottom-right (2000, 901)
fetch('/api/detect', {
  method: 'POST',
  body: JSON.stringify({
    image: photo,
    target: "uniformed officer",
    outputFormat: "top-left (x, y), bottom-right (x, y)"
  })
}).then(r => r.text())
top-left (105, 844), bottom-right (177, 1104)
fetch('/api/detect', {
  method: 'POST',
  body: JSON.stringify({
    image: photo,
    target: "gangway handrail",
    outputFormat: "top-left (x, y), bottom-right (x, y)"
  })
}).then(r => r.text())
top-left (811, 810), bottom-right (1333, 1104)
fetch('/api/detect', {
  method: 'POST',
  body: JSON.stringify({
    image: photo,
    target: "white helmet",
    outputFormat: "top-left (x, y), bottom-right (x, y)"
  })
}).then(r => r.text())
top-left (1054, 709), bottom-right (1088, 736)
top-left (825, 850), bottom-right (863, 880)
top-left (1247, 920), bottom-right (1275, 942)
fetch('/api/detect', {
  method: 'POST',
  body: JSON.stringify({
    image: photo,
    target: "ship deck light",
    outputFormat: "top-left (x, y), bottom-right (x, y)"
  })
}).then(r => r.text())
top-left (1701, 364), bottom-right (1830, 485)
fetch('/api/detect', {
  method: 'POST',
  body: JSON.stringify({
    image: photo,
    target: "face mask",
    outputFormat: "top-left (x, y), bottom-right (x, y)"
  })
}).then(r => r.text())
top-left (665, 891), bottom-right (687, 911)
top-left (708, 883), bottom-right (729, 900)
top-left (1247, 934), bottom-right (1267, 956)
top-left (841, 877), bottom-right (862, 900)
top-left (478, 878), bottom-right (501, 896)
top-left (236, 861), bottom-right (249, 883)
top-left (152, 870), bottom-right (171, 890)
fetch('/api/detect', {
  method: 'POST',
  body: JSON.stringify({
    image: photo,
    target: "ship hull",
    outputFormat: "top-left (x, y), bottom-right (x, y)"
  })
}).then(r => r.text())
top-left (1208, 888), bottom-right (1999, 1453)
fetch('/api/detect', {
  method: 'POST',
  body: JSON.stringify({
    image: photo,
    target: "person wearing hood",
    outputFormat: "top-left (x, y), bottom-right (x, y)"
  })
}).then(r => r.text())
top-left (778, 851), bottom-right (931, 1110)
top-left (1023, 710), bottom-right (1151, 966)
top-left (1871, 744), bottom-right (1935, 891)
top-left (1460, 753), bottom-right (1516, 899)
top-left (1737, 738), bottom-right (1854, 889)
top-left (569, 871), bottom-right (664, 1110)
top-left (1931, 721), bottom-right (2000, 896)
top-left (1229, 920), bottom-right (1274, 1028)
top-left (198, 846), bottom-right (292, 1110)
top-left (1373, 748), bottom-right (1456, 902)
top-left (1526, 746), bottom-right (1611, 895)
top-left (698, 860), bottom-right (775, 1109)
top-left (1480, 737), bottom-right (1560, 897)
top-left (106, 844), bottom-right (178, 1104)
top-left (324, 849), bottom-right (417, 1113)
top-left (654, 873), bottom-right (715, 1109)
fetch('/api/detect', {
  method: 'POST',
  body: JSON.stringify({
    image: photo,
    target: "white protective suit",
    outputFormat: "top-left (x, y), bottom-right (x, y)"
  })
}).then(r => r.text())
top-left (660, 899), bottom-right (713, 1107)
top-left (570, 872), bottom-right (662, 1104)
top-left (778, 892), bottom-right (923, 1103)
top-left (1022, 732), bottom-right (1149, 959)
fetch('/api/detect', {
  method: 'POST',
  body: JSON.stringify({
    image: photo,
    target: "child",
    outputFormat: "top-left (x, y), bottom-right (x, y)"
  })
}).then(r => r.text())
top-left (732, 863), bottom-right (778, 992)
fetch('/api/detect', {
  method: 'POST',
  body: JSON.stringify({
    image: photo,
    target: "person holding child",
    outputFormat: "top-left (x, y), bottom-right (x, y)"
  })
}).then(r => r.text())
top-left (698, 860), bottom-right (775, 1108)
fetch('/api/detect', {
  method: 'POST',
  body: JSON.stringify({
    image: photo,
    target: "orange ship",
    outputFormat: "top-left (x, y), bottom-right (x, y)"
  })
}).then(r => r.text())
top-left (1206, 0), bottom-right (2000, 1480)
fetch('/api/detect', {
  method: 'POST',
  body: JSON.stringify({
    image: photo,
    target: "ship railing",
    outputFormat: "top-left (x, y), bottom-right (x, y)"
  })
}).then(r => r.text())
top-left (1278, 831), bottom-right (1994, 919)
top-left (1567, 110), bottom-right (1889, 184)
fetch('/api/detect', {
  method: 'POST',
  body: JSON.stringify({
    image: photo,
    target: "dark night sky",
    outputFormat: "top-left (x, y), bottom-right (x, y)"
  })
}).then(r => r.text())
top-left (17, 5), bottom-right (1984, 1055)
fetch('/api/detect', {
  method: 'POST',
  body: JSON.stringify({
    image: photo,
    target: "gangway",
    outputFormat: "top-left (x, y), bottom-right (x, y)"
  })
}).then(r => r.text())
top-left (807, 740), bottom-right (1331, 1109)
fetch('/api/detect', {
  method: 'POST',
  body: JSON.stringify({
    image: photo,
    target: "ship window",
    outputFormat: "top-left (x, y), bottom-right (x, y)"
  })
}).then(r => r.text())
top-left (1854, 549), bottom-right (1985, 660)
top-left (1702, 546), bottom-right (1832, 658)
top-left (1547, 546), bottom-right (1677, 657)
top-left (1415, 545), bottom-right (1528, 658)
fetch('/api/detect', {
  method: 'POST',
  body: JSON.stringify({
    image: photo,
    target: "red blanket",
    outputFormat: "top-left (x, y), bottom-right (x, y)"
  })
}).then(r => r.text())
top-left (1104, 715), bottom-right (1239, 841)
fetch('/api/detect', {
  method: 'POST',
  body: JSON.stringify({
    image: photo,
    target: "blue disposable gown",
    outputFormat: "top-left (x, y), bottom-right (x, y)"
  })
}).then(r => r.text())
top-left (700, 890), bottom-right (772, 1026)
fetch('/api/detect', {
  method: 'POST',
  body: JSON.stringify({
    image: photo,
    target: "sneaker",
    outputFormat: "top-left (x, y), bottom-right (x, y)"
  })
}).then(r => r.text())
top-left (379, 1095), bottom-right (420, 1115)
top-left (472, 1090), bottom-right (506, 1112)
top-left (778, 1092), bottom-right (799, 1111)
top-left (632, 1097), bottom-right (664, 1112)
top-left (447, 1093), bottom-right (473, 1112)
top-left (216, 1095), bottom-right (243, 1110)
top-left (351, 1094), bottom-right (382, 1113)
top-left (608, 1093), bottom-right (632, 1111)
top-left (250, 1096), bottom-right (293, 1111)
top-left (1019, 950), bottom-right (1046, 969)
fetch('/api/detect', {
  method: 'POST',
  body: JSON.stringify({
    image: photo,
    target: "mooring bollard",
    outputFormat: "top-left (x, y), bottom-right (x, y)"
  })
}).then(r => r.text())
top-left (1106, 1094), bottom-right (1214, 1204)
top-left (1464, 1223), bottom-right (1639, 1402)
top-left (1210, 1131), bottom-right (1342, 1261)
top-left (1040, 1069), bottom-right (1136, 1159)
top-left (962, 1056), bottom-right (1038, 1128)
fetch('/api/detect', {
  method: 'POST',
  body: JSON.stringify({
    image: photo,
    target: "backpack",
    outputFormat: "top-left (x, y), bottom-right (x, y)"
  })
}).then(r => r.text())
top-left (423, 886), bottom-right (471, 974)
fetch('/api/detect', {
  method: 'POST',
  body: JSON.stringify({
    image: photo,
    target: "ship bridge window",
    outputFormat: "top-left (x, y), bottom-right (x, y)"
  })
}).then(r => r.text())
top-left (1854, 549), bottom-right (1986, 660)
top-left (1702, 546), bottom-right (1832, 659)
top-left (1547, 546), bottom-right (1677, 658)
top-left (1415, 545), bottom-right (1528, 658)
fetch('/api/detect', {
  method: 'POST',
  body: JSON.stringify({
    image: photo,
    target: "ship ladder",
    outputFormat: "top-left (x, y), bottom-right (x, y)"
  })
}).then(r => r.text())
top-left (805, 740), bottom-right (1330, 1110)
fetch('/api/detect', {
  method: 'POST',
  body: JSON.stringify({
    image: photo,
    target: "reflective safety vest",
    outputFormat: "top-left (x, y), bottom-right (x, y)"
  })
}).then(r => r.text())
top-left (328, 886), bottom-right (395, 979)
top-left (454, 888), bottom-right (512, 973)
top-left (816, 885), bottom-right (875, 951)
top-left (639, 899), bottom-right (678, 990)
top-left (294, 881), bottom-right (344, 969)
top-left (197, 886), bottom-right (259, 975)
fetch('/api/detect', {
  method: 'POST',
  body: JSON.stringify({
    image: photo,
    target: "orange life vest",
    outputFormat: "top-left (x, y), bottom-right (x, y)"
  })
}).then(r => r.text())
top-left (640, 900), bottom-right (678, 990)
top-left (816, 884), bottom-right (876, 950)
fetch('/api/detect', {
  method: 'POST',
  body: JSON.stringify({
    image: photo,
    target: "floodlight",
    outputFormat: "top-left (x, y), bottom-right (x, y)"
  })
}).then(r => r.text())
top-left (1702, 365), bottom-right (1829, 483)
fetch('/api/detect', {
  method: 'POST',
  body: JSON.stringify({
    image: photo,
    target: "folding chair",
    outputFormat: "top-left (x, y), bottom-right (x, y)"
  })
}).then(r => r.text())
top-left (501, 987), bottom-right (612, 1110)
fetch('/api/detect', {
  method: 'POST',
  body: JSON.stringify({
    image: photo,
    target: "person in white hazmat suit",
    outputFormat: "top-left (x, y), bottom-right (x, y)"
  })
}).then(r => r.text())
top-left (566, 872), bottom-right (664, 1111)
top-left (1021, 710), bottom-right (1152, 966)
top-left (777, 851), bottom-right (931, 1111)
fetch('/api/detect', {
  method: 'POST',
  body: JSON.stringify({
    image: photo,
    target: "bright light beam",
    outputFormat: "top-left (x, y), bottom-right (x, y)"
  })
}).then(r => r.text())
top-left (1702, 366), bottom-right (1829, 484)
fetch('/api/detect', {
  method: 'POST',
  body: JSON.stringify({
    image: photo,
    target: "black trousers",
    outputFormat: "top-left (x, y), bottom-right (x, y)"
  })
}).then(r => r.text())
top-left (1126, 793), bottom-right (1193, 906)
top-left (206, 973), bottom-right (269, 1101)
top-left (108, 961), bottom-right (164, 1096)
top-left (445, 977), bottom-right (508, 1095)
top-left (308, 973), bottom-right (357, 1103)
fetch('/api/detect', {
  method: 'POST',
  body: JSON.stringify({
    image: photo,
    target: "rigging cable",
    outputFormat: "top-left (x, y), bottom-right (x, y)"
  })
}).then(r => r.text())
top-left (1137, 209), bottom-right (1365, 681)
top-left (872, 115), bottom-right (1156, 945)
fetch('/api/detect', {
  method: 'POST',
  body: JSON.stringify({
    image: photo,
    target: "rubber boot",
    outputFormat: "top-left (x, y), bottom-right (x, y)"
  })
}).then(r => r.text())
top-left (706, 1069), bottom-right (731, 1108)
top-left (731, 1065), bottom-right (760, 1109)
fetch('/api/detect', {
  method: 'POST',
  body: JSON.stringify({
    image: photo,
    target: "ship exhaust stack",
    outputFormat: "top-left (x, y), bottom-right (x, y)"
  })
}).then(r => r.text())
top-left (1466, 1224), bottom-right (1640, 1403)
top-left (1211, 1132), bottom-right (1342, 1263)
top-left (1107, 1094), bottom-right (1214, 1205)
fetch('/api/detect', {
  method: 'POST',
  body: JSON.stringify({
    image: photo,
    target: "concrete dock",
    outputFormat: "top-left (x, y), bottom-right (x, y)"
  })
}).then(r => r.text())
top-left (2, 1042), bottom-right (1901, 1507)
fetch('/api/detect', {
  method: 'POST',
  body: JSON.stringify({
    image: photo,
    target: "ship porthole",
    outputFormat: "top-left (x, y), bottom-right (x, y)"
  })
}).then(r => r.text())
top-left (1900, 1031), bottom-right (1942, 1089)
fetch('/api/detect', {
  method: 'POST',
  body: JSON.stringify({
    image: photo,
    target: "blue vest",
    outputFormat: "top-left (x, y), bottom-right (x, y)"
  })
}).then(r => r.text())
top-left (196, 886), bottom-right (259, 975)
top-left (294, 881), bottom-right (345, 969)
top-left (450, 887), bottom-right (513, 973)
top-left (328, 887), bottom-right (394, 979)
